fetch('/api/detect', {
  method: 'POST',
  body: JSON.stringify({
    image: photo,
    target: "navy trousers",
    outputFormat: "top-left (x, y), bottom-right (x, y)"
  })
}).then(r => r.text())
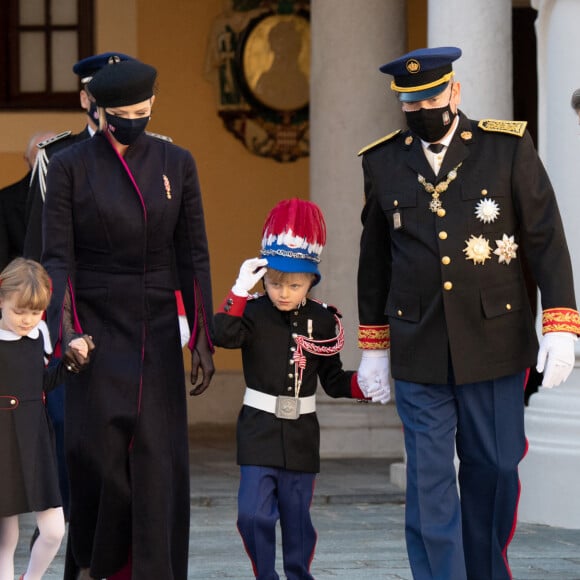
top-left (395, 372), bottom-right (526, 580)
top-left (237, 465), bottom-right (317, 580)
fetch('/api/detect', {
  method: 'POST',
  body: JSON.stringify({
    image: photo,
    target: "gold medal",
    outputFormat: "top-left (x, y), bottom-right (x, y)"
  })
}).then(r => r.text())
top-left (418, 162), bottom-right (462, 213)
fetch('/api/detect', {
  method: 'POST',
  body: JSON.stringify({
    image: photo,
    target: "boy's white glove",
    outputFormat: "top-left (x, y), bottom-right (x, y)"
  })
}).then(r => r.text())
top-left (232, 258), bottom-right (268, 297)
top-left (367, 376), bottom-right (391, 404)
top-left (536, 331), bottom-right (577, 388)
top-left (357, 349), bottom-right (391, 398)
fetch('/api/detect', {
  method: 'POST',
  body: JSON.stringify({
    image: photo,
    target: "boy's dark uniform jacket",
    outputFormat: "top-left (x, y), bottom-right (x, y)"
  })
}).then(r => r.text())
top-left (358, 111), bottom-right (580, 385)
top-left (214, 294), bottom-right (359, 473)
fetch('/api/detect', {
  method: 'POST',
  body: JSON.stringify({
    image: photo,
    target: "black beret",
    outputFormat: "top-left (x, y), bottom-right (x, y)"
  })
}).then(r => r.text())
top-left (87, 60), bottom-right (157, 108)
top-left (72, 52), bottom-right (134, 84)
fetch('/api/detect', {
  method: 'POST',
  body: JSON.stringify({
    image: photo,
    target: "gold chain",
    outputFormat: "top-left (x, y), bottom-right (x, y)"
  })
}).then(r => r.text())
top-left (418, 162), bottom-right (462, 213)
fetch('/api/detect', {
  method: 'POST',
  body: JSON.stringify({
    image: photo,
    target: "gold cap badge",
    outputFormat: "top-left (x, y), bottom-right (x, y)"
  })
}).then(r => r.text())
top-left (406, 59), bottom-right (420, 74)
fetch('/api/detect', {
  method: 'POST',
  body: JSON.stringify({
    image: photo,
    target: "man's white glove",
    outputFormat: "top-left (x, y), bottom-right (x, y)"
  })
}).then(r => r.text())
top-left (232, 258), bottom-right (268, 297)
top-left (536, 331), bottom-right (577, 388)
top-left (357, 349), bottom-right (391, 398)
top-left (367, 376), bottom-right (391, 404)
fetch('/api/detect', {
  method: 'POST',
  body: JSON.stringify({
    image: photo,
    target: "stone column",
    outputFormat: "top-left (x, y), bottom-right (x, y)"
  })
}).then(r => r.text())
top-left (517, 0), bottom-right (580, 529)
top-left (310, 0), bottom-right (406, 458)
top-left (428, 0), bottom-right (513, 120)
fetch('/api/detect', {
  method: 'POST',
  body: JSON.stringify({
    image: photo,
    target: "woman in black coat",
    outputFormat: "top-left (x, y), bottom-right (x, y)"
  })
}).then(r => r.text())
top-left (42, 59), bottom-right (214, 580)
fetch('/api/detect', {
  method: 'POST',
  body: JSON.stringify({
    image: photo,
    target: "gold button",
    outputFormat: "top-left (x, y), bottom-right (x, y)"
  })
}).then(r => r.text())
top-left (506, 304), bottom-right (512, 310)
top-left (397, 309), bottom-right (403, 316)
top-left (393, 200), bottom-right (399, 207)
top-left (288, 373), bottom-right (294, 379)
top-left (439, 231), bottom-right (448, 240)
top-left (441, 256), bottom-right (451, 265)
top-left (481, 189), bottom-right (488, 196)
top-left (437, 208), bottom-right (446, 217)
top-left (443, 281), bottom-right (453, 291)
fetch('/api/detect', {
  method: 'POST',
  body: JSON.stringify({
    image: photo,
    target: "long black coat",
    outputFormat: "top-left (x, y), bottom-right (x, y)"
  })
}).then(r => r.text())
top-left (42, 131), bottom-right (213, 579)
top-left (358, 112), bottom-right (577, 385)
top-left (214, 294), bottom-right (357, 473)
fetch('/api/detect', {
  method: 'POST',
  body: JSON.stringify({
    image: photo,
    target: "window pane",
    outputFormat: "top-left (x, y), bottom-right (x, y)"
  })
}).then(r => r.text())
top-left (51, 31), bottom-right (78, 91)
top-left (20, 32), bottom-right (46, 92)
top-left (19, 0), bottom-right (45, 26)
top-left (51, 0), bottom-right (78, 25)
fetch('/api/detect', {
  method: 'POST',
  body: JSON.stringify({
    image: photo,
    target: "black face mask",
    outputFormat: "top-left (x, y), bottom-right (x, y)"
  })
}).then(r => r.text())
top-left (405, 103), bottom-right (456, 143)
top-left (105, 113), bottom-right (149, 145)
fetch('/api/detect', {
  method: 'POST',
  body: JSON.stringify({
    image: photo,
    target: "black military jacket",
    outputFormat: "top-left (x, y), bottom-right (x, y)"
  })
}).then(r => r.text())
top-left (358, 112), bottom-right (576, 385)
top-left (24, 128), bottom-right (91, 261)
top-left (214, 294), bottom-right (357, 473)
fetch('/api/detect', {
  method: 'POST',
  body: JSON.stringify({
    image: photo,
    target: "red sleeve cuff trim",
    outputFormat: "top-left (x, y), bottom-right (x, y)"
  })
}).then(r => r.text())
top-left (350, 373), bottom-right (369, 400)
top-left (358, 324), bottom-right (390, 349)
top-left (542, 308), bottom-right (580, 335)
top-left (218, 291), bottom-right (247, 317)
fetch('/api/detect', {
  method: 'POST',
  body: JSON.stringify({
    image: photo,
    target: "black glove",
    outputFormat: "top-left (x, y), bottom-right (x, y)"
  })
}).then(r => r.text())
top-left (190, 327), bottom-right (214, 396)
top-left (61, 286), bottom-right (95, 372)
top-left (62, 334), bottom-right (96, 373)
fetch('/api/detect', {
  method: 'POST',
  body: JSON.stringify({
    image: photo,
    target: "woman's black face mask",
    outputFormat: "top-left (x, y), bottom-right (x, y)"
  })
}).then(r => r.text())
top-left (105, 113), bottom-right (150, 145)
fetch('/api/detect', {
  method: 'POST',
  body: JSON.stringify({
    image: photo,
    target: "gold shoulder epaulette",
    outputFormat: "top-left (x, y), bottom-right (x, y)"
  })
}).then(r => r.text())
top-left (478, 119), bottom-right (527, 137)
top-left (37, 131), bottom-right (72, 149)
top-left (357, 130), bottom-right (402, 156)
top-left (146, 131), bottom-right (173, 143)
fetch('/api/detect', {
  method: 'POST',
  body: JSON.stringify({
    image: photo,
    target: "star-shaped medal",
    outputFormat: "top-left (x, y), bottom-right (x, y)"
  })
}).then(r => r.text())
top-left (463, 235), bottom-right (492, 265)
top-left (494, 234), bottom-right (518, 265)
top-left (475, 198), bottom-right (500, 223)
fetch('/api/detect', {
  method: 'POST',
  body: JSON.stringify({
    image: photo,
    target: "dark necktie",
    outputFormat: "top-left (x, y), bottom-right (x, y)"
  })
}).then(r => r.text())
top-left (428, 143), bottom-right (445, 153)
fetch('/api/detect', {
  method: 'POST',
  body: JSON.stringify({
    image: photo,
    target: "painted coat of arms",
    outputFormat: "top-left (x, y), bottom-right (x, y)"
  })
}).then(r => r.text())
top-left (205, 0), bottom-right (310, 162)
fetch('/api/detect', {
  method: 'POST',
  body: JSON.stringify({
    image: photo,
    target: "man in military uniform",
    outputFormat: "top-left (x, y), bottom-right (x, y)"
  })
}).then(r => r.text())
top-left (23, 52), bottom-right (134, 261)
top-left (356, 46), bottom-right (580, 579)
top-left (0, 131), bottom-right (55, 270)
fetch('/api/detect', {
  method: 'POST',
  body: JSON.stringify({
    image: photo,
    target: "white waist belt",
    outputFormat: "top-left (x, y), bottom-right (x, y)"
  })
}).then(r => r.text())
top-left (243, 388), bottom-right (316, 415)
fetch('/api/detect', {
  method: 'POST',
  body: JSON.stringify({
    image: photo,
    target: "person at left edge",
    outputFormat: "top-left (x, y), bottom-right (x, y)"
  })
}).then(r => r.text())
top-left (42, 58), bottom-right (214, 580)
top-left (0, 131), bottom-right (56, 271)
top-left (23, 51), bottom-right (135, 262)
top-left (0, 258), bottom-right (93, 580)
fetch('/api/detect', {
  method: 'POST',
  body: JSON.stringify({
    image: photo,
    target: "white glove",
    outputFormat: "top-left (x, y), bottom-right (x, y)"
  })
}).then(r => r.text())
top-left (357, 349), bottom-right (391, 397)
top-left (367, 376), bottom-right (391, 404)
top-left (232, 258), bottom-right (268, 297)
top-left (536, 331), bottom-right (577, 388)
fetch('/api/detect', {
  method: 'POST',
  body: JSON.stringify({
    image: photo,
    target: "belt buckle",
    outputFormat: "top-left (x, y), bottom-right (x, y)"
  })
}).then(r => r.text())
top-left (275, 396), bottom-right (300, 420)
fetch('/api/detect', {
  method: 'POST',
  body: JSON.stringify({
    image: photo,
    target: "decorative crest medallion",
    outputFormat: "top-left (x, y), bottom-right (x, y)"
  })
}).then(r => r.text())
top-left (205, 0), bottom-right (310, 162)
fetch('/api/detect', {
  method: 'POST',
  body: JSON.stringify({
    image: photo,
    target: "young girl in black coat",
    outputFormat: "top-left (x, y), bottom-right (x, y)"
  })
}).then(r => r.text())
top-left (0, 258), bottom-right (92, 580)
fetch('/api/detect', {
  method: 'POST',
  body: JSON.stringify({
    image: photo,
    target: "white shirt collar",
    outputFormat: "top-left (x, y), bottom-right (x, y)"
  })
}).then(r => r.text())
top-left (0, 320), bottom-right (52, 353)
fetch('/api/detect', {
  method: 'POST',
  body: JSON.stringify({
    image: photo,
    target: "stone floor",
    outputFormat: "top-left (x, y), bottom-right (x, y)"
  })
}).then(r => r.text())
top-left (13, 428), bottom-right (580, 579)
